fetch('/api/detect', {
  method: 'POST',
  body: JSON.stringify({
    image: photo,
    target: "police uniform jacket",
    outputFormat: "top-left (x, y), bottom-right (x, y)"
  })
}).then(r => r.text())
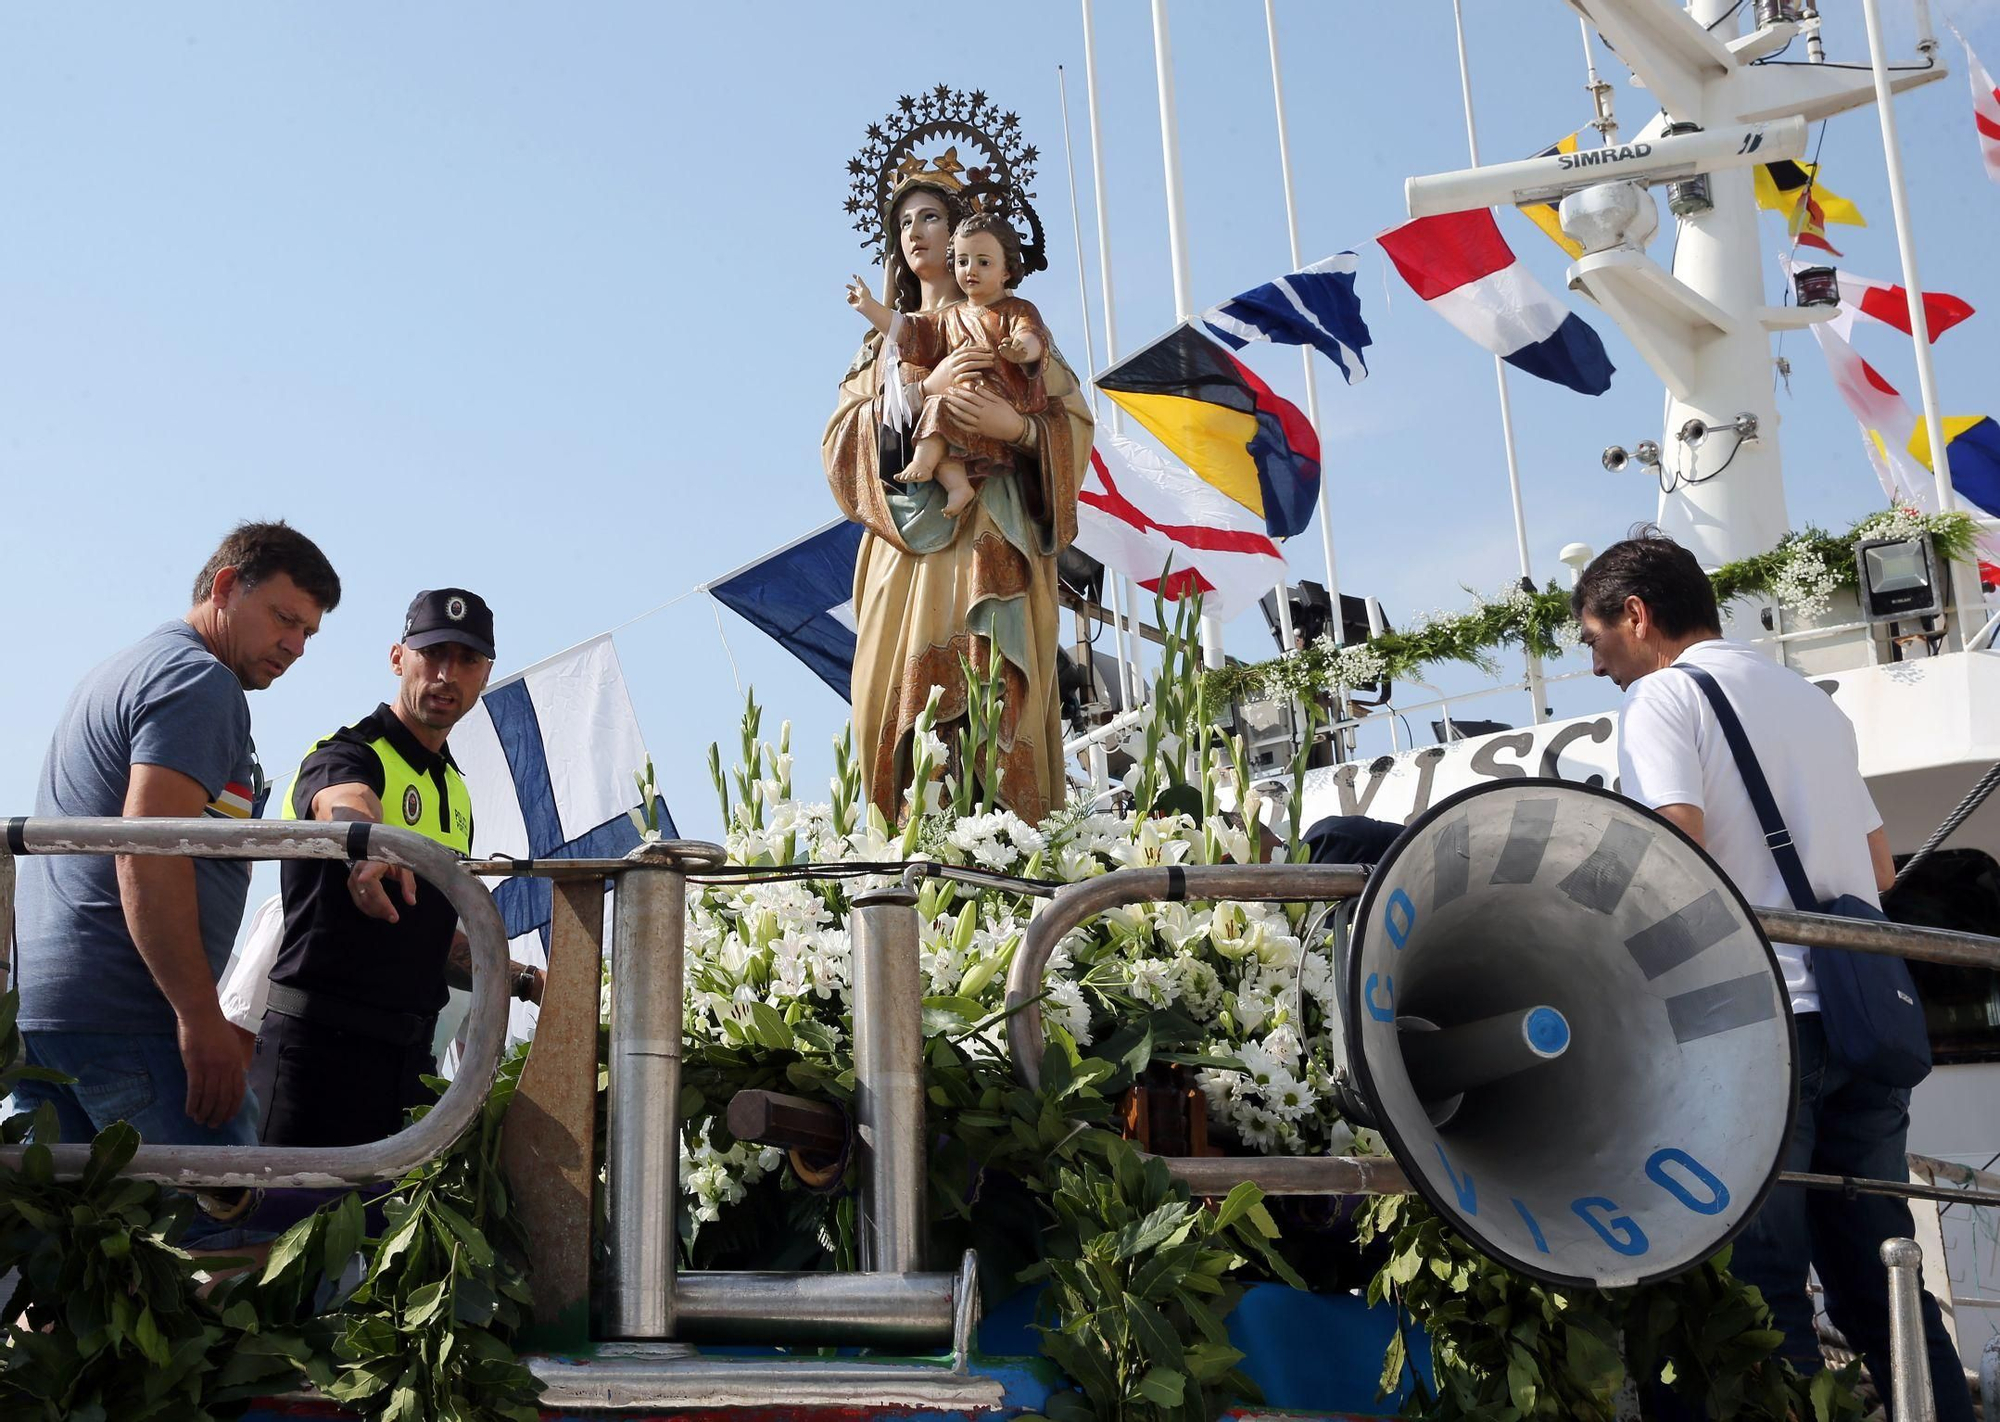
top-left (271, 703), bottom-right (474, 1019)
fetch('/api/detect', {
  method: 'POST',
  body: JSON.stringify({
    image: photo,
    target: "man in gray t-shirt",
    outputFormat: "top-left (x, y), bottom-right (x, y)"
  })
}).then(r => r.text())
top-left (11, 522), bottom-right (341, 1156)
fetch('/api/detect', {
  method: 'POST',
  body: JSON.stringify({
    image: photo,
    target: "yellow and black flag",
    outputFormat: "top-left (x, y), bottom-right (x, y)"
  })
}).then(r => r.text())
top-left (1096, 322), bottom-right (1322, 538)
top-left (1516, 132), bottom-right (1586, 259)
top-left (1754, 160), bottom-right (1866, 255)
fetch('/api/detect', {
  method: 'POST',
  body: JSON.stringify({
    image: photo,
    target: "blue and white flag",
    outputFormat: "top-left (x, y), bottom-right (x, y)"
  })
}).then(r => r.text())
top-left (708, 519), bottom-right (866, 701)
top-left (1201, 251), bottom-right (1372, 384)
top-left (453, 633), bottom-right (666, 999)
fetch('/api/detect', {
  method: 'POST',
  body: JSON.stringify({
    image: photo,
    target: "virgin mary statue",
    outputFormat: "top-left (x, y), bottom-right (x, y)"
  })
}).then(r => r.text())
top-left (824, 168), bottom-right (1094, 824)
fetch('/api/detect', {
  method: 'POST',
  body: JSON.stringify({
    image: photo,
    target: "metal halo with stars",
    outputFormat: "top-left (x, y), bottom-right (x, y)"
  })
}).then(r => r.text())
top-left (843, 84), bottom-right (1047, 277)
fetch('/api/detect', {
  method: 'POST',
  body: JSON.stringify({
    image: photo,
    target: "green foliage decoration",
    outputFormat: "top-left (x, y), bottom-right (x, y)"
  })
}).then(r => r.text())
top-left (1200, 508), bottom-right (1979, 709)
top-left (1358, 1194), bottom-right (1864, 1421)
top-left (0, 992), bottom-right (540, 1422)
top-left (1029, 1140), bottom-right (1304, 1422)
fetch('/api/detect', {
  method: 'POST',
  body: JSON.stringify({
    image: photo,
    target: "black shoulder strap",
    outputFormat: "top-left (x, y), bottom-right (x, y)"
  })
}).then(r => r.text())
top-left (1672, 664), bottom-right (1819, 912)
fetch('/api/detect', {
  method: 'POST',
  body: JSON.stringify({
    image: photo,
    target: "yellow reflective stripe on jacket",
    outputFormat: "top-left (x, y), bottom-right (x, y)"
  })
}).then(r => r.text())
top-left (282, 731), bottom-right (472, 855)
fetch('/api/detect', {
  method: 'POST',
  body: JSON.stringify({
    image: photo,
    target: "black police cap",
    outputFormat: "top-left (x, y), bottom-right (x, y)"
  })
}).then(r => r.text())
top-left (403, 588), bottom-right (495, 660)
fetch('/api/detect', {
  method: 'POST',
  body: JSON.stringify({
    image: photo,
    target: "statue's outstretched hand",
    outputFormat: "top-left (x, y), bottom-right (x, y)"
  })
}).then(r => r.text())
top-left (846, 274), bottom-right (892, 332)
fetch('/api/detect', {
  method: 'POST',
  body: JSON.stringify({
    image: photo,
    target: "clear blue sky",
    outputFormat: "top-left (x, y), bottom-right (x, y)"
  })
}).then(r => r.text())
top-left (5, 1), bottom-right (1999, 846)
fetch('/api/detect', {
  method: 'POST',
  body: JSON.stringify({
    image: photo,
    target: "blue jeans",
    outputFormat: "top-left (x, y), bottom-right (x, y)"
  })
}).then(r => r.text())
top-left (9, 1030), bottom-right (267, 1250)
top-left (1729, 1014), bottom-right (1974, 1421)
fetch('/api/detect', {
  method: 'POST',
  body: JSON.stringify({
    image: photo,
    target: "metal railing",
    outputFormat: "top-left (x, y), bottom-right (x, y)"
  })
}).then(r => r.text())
top-left (0, 817), bottom-right (511, 1190)
top-left (1883, 1237), bottom-right (1937, 1422)
top-left (1004, 864), bottom-right (2000, 1205)
top-left (598, 844), bottom-right (969, 1350)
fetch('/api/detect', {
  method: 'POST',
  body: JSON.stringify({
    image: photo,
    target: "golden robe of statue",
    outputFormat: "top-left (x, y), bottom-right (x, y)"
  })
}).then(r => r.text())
top-left (824, 326), bottom-right (1094, 823)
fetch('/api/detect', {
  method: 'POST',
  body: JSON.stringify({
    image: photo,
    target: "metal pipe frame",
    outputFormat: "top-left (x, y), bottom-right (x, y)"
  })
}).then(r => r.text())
top-left (1009, 864), bottom-right (2000, 1211)
top-left (603, 840), bottom-right (722, 1340)
top-left (0, 816), bottom-right (510, 1189)
top-left (1007, 865), bottom-right (1370, 1092)
top-left (850, 886), bottom-right (928, 1273)
top-left (1883, 1237), bottom-right (1938, 1422)
top-left (527, 1350), bottom-right (1006, 1412)
top-left (1009, 865), bottom-right (2000, 1090)
top-left (670, 1269), bottom-right (955, 1347)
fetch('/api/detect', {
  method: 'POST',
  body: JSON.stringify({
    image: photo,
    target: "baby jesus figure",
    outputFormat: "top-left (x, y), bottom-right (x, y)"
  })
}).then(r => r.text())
top-left (846, 212), bottom-right (1049, 517)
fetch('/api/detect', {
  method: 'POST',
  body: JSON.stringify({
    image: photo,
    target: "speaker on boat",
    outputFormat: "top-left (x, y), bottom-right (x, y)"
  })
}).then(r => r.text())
top-left (1342, 779), bottom-right (1797, 1289)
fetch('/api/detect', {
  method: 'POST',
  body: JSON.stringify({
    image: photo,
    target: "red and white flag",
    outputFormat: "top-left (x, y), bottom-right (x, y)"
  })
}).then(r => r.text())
top-left (1956, 25), bottom-right (2000, 185)
top-left (1783, 256), bottom-right (1975, 342)
top-left (1074, 435), bottom-right (1288, 619)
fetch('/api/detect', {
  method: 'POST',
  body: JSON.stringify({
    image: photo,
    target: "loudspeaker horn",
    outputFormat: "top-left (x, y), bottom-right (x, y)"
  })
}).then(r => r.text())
top-left (1344, 779), bottom-right (1796, 1289)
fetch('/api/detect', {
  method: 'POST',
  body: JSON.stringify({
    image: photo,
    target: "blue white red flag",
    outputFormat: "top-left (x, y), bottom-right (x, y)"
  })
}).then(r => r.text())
top-left (1202, 252), bottom-right (1371, 384)
top-left (1376, 210), bottom-right (1614, 395)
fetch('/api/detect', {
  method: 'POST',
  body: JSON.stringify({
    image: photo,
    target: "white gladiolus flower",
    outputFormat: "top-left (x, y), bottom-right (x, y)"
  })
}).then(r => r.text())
top-left (1211, 821), bottom-right (1253, 865)
top-left (913, 726), bottom-right (950, 766)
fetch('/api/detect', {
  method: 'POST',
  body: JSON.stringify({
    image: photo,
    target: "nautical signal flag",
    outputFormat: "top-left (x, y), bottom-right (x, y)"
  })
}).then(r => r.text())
top-left (1095, 322), bottom-right (1321, 539)
top-left (1810, 323), bottom-right (2000, 522)
top-left (1074, 436), bottom-right (1288, 617)
top-left (1754, 161), bottom-right (1865, 255)
top-left (1781, 256), bottom-right (1975, 343)
top-left (707, 519), bottom-right (868, 700)
top-left (1952, 25), bottom-right (2000, 185)
top-left (1376, 209), bottom-right (1614, 395)
top-left (1201, 252), bottom-right (1372, 384)
top-left (1517, 132), bottom-right (1587, 259)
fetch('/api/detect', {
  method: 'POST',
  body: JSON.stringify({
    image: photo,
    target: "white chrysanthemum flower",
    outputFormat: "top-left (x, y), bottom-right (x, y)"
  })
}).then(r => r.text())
top-left (1264, 1068), bottom-right (1317, 1122)
top-left (1046, 978), bottom-right (1094, 1047)
top-left (1298, 949), bottom-right (1336, 1006)
top-left (1171, 955), bottom-right (1224, 1019)
top-left (1197, 1065), bottom-right (1244, 1116)
top-left (1126, 957), bottom-right (1179, 1008)
top-left (1236, 1104), bottom-right (1281, 1152)
top-left (1235, 1040), bottom-right (1282, 1087)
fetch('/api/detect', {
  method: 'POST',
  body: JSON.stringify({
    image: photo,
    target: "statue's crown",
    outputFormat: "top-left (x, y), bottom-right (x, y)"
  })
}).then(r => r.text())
top-left (844, 85), bottom-right (1046, 276)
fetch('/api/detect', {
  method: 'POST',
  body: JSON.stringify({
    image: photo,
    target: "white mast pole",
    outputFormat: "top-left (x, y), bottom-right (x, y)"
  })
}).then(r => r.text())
top-left (1057, 62), bottom-right (1140, 711)
top-left (1262, 0), bottom-right (1342, 648)
top-left (1080, 0), bottom-right (1147, 707)
top-left (1449, 0), bottom-right (1546, 723)
top-left (1149, 0), bottom-right (1232, 671)
top-left (1858, 0), bottom-right (1985, 632)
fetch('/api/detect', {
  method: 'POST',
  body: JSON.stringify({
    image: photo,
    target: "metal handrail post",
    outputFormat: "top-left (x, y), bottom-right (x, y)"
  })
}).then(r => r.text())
top-left (1882, 1237), bottom-right (1938, 1422)
top-left (1006, 864), bottom-right (1369, 1091)
top-left (603, 839), bottom-right (723, 1340)
top-left (0, 816), bottom-right (509, 1188)
top-left (850, 885), bottom-right (927, 1272)
top-left (1007, 867), bottom-right (2000, 1090)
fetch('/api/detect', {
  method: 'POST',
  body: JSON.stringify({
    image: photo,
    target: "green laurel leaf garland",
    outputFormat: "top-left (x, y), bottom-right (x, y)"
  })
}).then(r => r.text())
top-left (1199, 509), bottom-right (1979, 709)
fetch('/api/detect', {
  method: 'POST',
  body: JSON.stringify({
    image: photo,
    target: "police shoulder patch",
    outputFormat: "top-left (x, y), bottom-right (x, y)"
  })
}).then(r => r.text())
top-left (402, 785), bottom-right (423, 825)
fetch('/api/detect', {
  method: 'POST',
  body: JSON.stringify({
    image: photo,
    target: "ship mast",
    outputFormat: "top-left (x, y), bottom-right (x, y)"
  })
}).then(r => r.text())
top-left (1415, 0), bottom-right (1947, 570)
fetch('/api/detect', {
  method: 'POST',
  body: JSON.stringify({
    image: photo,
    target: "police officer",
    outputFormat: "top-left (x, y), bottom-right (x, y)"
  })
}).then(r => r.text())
top-left (253, 588), bottom-right (543, 1147)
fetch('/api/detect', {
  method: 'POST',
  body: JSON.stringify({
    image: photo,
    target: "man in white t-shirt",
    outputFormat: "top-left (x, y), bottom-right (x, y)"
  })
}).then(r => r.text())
top-left (1575, 531), bottom-right (1970, 1419)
